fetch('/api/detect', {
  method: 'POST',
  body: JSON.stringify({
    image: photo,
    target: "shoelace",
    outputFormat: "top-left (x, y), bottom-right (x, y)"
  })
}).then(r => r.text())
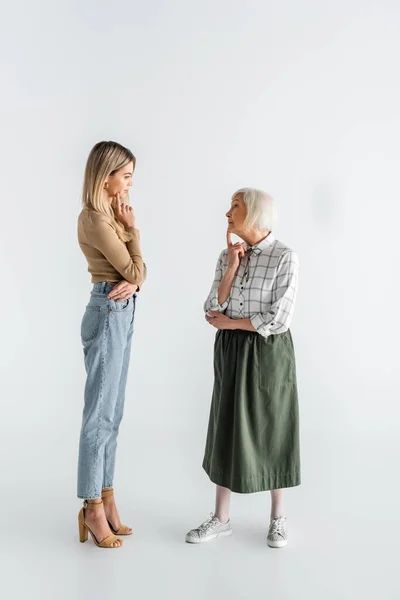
top-left (269, 518), bottom-right (286, 538)
top-left (197, 513), bottom-right (219, 536)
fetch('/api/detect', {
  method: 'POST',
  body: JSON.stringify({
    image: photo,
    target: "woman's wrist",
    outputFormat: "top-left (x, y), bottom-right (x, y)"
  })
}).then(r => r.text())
top-left (230, 318), bottom-right (255, 332)
top-left (226, 265), bottom-right (238, 276)
top-left (127, 226), bottom-right (140, 239)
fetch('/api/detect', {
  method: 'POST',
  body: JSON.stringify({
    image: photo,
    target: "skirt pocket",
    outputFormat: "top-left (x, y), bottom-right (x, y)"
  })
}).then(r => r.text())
top-left (258, 333), bottom-right (294, 391)
top-left (281, 330), bottom-right (295, 361)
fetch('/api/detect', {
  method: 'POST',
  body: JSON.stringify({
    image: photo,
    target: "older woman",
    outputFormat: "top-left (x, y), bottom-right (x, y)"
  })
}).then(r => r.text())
top-left (186, 188), bottom-right (300, 548)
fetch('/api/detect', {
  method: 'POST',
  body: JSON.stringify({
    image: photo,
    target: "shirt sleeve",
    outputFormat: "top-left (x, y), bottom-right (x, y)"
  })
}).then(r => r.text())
top-left (250, 250), bottom-right (299, 338)
top-left (204, 250), bottom-right (230, 313)
top-left (83, 213), bottom-right (147, 286)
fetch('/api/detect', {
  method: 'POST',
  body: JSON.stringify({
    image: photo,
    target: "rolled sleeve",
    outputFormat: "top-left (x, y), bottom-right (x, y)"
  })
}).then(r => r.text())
top-left (204, 250), bottom-right (229, 314)
top-left (250, 251), bottom-right (299, 338)
top-left (205, 289), bottom-right (229, 313)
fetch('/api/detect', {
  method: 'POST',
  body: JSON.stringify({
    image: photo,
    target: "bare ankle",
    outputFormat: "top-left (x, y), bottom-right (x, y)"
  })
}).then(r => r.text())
top-left (270, 513), bottom-right (285, 519)
top-left (215, 514), bottom-right (229, 524)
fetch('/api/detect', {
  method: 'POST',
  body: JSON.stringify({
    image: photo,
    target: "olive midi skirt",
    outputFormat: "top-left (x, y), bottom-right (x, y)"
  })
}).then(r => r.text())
top-left (202, 329), bottom-right (301, 493)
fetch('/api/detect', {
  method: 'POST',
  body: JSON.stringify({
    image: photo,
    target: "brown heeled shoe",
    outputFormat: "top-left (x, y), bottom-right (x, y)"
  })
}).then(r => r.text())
top-left (78, 500), bottom-right (123, 548)
top-left (101, 489), bottom-right (133, 536)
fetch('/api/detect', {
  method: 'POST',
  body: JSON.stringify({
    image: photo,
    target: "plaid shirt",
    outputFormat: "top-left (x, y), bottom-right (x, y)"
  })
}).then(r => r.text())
top-left (204, 233), bottom-right (299, 338)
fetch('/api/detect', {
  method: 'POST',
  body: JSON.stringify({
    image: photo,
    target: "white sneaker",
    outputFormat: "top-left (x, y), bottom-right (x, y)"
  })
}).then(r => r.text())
top-left (185, 513), bottom-right (232, 544)
top-left (267, 516), bottom-right (288, 548)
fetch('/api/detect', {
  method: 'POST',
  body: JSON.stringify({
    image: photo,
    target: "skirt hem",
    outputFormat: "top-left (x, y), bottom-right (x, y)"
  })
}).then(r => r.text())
top-left (202, 460), bottom-right (301, 494)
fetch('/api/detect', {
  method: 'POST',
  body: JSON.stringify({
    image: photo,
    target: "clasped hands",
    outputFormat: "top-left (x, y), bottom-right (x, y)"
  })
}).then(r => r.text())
top-left (205, 310), bottom-right (233, 329)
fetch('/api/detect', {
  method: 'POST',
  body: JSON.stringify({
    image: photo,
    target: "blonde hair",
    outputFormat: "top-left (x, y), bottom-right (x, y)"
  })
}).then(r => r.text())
top-left (82, 141), bottom-right (136, 243)
top-left (233, 187), bottom-right (277, 232)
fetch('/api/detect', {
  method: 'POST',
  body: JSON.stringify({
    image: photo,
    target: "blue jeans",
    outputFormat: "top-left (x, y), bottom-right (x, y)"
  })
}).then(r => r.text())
top-left (77, 282), bottom-right (136, 499)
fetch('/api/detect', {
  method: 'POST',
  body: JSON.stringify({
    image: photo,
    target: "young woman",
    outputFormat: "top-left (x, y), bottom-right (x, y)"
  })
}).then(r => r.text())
top-left (186, 188), bottom-right (300, 548)
top-left (77, 141), bottom-right (147, 549)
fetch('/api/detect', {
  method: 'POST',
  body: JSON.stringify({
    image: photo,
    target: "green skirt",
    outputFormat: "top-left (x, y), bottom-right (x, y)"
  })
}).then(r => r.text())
top-left (202, 329), bottom-right (301, 493)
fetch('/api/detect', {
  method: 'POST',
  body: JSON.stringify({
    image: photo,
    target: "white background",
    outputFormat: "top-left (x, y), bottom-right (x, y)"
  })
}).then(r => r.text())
top-left (1, 1), bottom-right (399, 599)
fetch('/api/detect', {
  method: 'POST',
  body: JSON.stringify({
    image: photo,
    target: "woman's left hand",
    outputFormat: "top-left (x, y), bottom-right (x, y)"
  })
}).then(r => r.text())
top-left (107, 280), bottom-right (138, 302)
top-left (206, 311), bottom-right (233, 329)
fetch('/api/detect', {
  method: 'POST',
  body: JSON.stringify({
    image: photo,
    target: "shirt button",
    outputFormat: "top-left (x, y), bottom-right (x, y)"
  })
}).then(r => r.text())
top-left (240, 303), bottom-right (243, 306)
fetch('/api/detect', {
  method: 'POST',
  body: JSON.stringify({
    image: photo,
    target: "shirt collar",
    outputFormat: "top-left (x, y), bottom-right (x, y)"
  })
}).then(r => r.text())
top-left (245, 232), bottom-right (275, 255)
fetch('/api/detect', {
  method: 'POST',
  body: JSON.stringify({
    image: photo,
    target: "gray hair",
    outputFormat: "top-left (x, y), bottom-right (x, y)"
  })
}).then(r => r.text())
top-left (233, 187), bottom-right (277, 232)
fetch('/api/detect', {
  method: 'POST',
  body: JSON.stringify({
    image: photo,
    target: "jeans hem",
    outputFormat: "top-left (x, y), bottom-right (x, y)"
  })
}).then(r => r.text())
top-left (77, 494), bottom-right (102, 500)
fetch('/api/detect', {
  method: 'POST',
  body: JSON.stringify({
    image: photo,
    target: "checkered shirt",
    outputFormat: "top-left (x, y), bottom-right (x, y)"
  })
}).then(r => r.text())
top-left (204, 233), bottom-right (299, 338)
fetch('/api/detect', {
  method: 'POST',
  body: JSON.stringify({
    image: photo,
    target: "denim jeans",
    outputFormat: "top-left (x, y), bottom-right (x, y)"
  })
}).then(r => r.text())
top-left (77, 282), bottom-right (136, 499)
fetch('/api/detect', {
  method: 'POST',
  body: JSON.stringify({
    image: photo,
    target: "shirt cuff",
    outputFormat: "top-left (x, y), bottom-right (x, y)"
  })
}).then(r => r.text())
top-left (250, 313), bottom-right (271, 337)
top-left (206, 292), bottom-right (229, 313)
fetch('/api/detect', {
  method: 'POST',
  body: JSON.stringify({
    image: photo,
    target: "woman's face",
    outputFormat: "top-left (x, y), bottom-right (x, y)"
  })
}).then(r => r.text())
top-left (226, 193), bottom-right (247, 234)
top-left (105, 161), bottom-right (134, 200)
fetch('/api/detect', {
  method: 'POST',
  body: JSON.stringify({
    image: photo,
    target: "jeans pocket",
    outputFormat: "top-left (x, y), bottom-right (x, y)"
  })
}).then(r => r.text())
top-left (81, 306), bottom-right (102, 342)
top-left (109, 297), bottom-right (131, 312)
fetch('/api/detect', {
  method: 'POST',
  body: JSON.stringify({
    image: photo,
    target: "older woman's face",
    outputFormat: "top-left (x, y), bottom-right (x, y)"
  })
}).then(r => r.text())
top-left (226, 193), bottom-right (247, 233)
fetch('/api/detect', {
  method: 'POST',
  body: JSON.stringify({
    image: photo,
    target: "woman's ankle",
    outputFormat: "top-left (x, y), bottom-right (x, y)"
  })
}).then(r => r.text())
top-left (270, 511), bottom-right (285, 519)
top-left (215, 513), bottom-right (229, 524)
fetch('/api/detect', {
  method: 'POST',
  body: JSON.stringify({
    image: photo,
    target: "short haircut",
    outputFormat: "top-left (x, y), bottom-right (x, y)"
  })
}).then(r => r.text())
top-left (233, 187), bottom-right (277, 232)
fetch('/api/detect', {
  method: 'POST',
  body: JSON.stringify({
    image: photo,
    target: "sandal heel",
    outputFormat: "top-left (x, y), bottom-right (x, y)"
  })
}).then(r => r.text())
top-left (78, 508), bottom-right (88, 543)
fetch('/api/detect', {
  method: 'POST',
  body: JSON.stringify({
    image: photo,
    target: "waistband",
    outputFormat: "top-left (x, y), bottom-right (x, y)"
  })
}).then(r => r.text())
top-left (92, 281), bottom-right (119, 294)
top-left (217, 328), bottom-right (291, 339)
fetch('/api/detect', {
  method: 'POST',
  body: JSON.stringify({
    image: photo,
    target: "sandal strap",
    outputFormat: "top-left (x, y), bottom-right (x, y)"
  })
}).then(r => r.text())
top-left (83, 500), bottom-right (104, 509)
top-left (101, 489), bottom-right (114, 498)
top-left (113, 524), bottom-right (132, 535)
top-left (98, 533), bottom-right (119, 548)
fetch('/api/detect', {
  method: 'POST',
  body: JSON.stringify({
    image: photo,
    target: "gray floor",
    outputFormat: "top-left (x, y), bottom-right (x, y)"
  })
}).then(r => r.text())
top-left (3, 428), bottom-right (398, 600)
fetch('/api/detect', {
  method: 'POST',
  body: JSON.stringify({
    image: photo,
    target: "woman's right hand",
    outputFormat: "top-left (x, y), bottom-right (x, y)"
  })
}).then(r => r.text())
top-left (227, 231), bottom-right (247, 271)
top-left (113, 193), bottom-right (136, 229)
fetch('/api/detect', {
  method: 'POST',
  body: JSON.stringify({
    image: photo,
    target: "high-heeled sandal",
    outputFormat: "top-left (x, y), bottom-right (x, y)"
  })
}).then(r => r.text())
top-left (101, 488), bottom-right (133, 536)
top-left (78, 500), bottom-right (123, 548)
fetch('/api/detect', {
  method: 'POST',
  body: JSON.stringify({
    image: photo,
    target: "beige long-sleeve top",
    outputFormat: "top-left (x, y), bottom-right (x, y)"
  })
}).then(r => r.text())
top-left (78, 207), bottom-right (147, 286)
